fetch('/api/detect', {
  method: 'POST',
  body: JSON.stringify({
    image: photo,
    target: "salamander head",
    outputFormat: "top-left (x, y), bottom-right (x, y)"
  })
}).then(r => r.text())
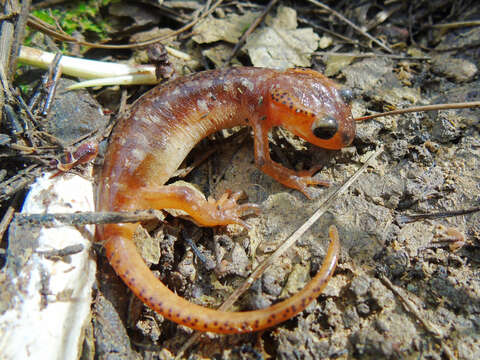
top-left (266, 68), bottom-right (355, 150)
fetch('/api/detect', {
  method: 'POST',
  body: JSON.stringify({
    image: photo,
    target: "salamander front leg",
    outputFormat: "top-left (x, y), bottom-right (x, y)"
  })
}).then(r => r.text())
top-left (139, 186), bottom-right (260, 228)
top-left (252, 122), bottom-right (329, 198)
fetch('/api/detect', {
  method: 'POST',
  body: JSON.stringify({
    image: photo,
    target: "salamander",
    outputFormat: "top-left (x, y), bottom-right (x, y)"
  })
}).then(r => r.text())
top-left (96, 67), bottom-right (355, 334)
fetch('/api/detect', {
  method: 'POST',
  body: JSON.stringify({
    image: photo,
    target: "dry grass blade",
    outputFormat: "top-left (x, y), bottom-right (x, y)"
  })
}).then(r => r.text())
top-left (314, 51), bottom-right (430, 60)
top-left (396, 206), bottom-right (480, 225)
top-left (429, 20), bottom-right (480, 29)
top-left (355, 101), bottom-right (480, 122)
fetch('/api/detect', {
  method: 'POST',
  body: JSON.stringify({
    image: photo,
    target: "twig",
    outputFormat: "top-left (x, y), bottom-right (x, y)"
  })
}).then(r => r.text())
top-left (306, 0), bottom-right (393, 53)
top-left (396, 206), bottom-right (480, 225)
top-left (429, 20), bottom-right (480, 29)
top-left (176, 146), bottom-right (384, 358)
top-left (0, 0), bottom-right (18, 112)
top-left (435, 41), bottom-right (480, 53)
top-left (299, 17), bottom-right (360, 45)
top-left (0, 193), bottom-right (22, 244)
top-left (379, 275), bottom-right (456, 360)
top-left (18, 44), bottom-right (191, 89)
top-left (0, 63), bottom-right (13, 100)
top-left (0, 13), bottom-right (19, 21)
top-left (0, 164), bottom-right (41, 202)
top-left (222, 0), bottom-right (279, 67)
top-left (14, 209), bottom-right (165, 227)
top-left (31, 0), bottom-right (67, 9)
top-left (380, 274), bottom-right (442, 338)
top-left (314, 51), bottom-right (430, 60)
top-left (7, 0), bottom-right (31, 79)
top-left (355, 101), bottom-right (480, 122)
top-left (41, 52), bottom-right (63, 116)
top-left (364, 4), bottom-right (404, 32)
top-left (182, 228), bottom-right (209, 266)
top-left (14, 91), bottom-right (39, 147)
top-left (37, 244), bottom-right (84, 260)
top-left (18, 45), bottom-right (159, 86)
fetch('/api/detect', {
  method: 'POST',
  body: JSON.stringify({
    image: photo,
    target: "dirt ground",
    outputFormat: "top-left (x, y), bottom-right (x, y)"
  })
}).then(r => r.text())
top-left (1, 1), bottom-right (480, 359)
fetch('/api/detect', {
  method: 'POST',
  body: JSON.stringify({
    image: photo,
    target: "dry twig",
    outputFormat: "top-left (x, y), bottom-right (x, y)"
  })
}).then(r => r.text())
top-left (379, 275), bottom-right (456, 360)
top-left (355, 101), bottom-right (480, 122)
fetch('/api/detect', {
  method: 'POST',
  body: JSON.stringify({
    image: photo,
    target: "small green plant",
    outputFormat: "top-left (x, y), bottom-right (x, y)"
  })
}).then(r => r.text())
top-left (25, 0), bottom-right (118, 50)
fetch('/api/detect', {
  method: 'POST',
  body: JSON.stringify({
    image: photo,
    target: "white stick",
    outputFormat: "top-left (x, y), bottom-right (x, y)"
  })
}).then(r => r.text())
top-left (18, 45), bottom-right (159, 87)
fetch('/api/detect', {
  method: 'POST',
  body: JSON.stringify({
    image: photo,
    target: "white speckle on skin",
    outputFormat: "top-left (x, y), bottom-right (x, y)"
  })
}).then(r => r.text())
top-left (240, 78), bottom-right (254, 92)
top-left (223, 80), bottom-right (234, 92)
top-left (203, 80), bottom-right (213, 88)
top-left (135, 132), bottom-right (150, 148)
top-left (131, 148), bottom-right (146, 162)
top-left (145, 112), bottom-right (164, 125)
top-left (185, 80), bottom-right (199, 88)
top-left (197, 99), bottom-right (209, 112)
top-left (256, 75), bottom-right (266, 84)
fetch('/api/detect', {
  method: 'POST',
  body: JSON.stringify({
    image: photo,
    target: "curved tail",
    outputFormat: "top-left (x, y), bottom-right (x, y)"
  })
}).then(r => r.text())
top-left (103, 224), bottom-right (340, 334)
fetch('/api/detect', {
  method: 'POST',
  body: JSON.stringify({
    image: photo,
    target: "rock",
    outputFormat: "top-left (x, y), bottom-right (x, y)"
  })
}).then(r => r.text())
top-left (431, 55), bottom-right (477, 82)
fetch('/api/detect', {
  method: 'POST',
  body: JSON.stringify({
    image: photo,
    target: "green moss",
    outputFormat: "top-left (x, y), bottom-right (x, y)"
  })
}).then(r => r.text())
top-left (18, 84), bottom-right (33, 95)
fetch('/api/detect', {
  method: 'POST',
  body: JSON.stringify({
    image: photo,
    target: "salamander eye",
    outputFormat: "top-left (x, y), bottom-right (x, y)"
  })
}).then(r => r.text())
top-left (312, 116), bottom-right (338, 140)
top-left (340, 88), bottom-right (354, 104)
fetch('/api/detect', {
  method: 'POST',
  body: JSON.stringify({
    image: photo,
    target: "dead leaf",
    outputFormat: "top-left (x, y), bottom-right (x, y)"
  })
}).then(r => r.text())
top-left (325, 55), bottom-right (356, 77)
top-left (202, 43), bottom-right (242, 68)
top-left (192, 12), bottom-right (258, 44)
top-left (244, 6), bottom-right (320, 69)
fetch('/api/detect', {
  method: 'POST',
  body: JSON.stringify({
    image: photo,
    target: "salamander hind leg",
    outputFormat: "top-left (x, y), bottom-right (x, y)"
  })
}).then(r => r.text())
top-left (139, 186), bottom-right (260, 228)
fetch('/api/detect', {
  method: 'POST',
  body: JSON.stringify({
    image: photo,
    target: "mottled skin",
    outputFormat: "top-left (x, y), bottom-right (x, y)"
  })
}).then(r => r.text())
top-left (97, 67), bottom-right (354, 334)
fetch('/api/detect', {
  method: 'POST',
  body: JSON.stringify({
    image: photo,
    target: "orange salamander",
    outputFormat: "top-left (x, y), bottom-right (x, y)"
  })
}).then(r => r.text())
top-left (97, 67), bottom-right (355, 334)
